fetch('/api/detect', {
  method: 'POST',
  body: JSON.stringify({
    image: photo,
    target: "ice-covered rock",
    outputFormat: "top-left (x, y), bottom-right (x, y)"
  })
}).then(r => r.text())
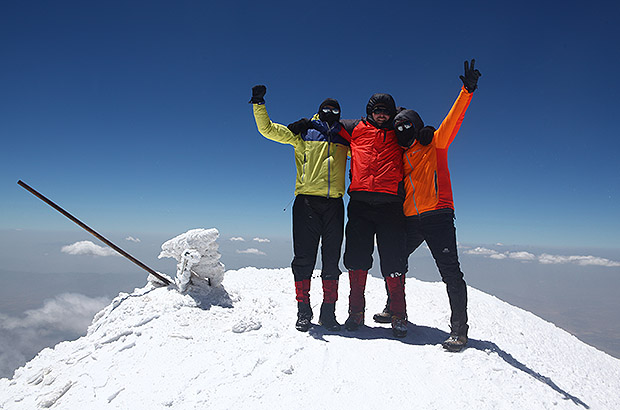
top-left (158, 228), bottom-right (226, 291)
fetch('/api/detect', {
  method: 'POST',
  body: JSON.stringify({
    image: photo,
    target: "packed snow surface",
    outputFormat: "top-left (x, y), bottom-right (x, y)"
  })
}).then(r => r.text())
top-left (1, 229), bottom-right (620, 409)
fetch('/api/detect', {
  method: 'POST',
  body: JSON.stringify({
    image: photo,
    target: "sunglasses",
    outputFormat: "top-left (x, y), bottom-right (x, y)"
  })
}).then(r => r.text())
top-left (321, 107), bottom-right (340, 115)
top-left (396, 122), bottom-right (414, 132)
top-left (372, 107), bottom-right (390, 115)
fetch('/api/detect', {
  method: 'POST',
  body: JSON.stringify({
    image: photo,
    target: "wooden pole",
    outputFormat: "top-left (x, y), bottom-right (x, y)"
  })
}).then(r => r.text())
top-left (17, 180), bottom-right (172, 286)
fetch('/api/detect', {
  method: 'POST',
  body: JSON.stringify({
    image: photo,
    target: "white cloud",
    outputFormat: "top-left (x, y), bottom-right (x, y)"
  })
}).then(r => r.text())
top-left (466, 247), bottom-right (499, 256)
top-left (253, 237), bottom-right (270, 243)
top-left (538, 254), bottom-right (620, 267)
top-left (230, 237), bottom-right (245, 242)
top-left (61, 241), bottom-right (118, 257)
top-left (0, 293), bottom-right (109, 378)
top-left (507, 251), bottom-right (536, 261)
top-left (125, 236), bottom-right (141, 243)
top-left (466, 246), bottom-right (620, 267)
top-left (236, 248), bottom-right (266, 256)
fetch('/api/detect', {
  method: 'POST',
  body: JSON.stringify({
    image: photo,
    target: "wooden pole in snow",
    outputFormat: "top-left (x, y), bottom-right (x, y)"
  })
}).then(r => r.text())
top-left (17, 180), bottom-right (172, 286)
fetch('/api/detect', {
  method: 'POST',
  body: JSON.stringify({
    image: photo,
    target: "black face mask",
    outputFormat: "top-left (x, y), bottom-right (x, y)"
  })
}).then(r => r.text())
top-left (319, 107), bottom-right (340, 126)
top-left (393, 109), bottom-right (425, 147)
top-left (395, 121), bottom-right (417, 148)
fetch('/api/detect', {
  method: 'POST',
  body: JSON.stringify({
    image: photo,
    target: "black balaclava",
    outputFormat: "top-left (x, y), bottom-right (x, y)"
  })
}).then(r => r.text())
top-left (394, 109), bottom-right (424, 148)
top-left (366, 93), bottom-right (397, 129)
top-left (318, 98), bottom-right (341, 126)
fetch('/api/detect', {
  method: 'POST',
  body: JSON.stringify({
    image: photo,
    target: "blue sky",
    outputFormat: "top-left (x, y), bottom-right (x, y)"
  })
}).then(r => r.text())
top-left (2, 0), bottom-right (620, 248)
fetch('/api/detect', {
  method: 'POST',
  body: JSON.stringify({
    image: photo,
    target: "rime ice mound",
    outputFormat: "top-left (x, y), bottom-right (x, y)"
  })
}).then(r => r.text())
top-left (158, 228), bottom-right (225, 292)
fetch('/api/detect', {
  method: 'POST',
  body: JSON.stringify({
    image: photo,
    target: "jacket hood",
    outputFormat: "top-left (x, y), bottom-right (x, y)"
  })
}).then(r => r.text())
top-left (366, 93), bottom-right (397, 129)
top-left (394, 109), bottom-right (424, 148)
top-left (394, 109), bottom-right (424, 132)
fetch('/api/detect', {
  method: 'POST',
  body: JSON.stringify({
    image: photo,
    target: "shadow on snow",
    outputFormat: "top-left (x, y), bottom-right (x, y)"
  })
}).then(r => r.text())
top-left (309, 322), bottom-right (589, 409)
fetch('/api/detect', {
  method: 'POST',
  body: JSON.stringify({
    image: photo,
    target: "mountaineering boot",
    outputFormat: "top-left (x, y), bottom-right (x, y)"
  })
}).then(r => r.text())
top-left (344, 312), bottom-right (364, 331)
top-left (442, 335), bottom-right (468, 352)
top-left (319, 303), bottom-right (341, 331)
top-left (294, 279), bottom-right (312, 331)
top-left (386, 274), bottom-right (407, 316)
top-left (373, 279), bottom-right (392, 323)
top-left (443, 323), bottom-right (468, 351)
top-left (391, 315), bottom-right (408, 338)
top-left (295, 302), bottom-right (313, 332)
top-left (319, 279), bottom-right (340, 331)
top-left (386, 274), bottom-right (407, 337)
top-left (373, 303), bottom-right (392, 324)
top-left (345, 270), bottom-right (367, 331)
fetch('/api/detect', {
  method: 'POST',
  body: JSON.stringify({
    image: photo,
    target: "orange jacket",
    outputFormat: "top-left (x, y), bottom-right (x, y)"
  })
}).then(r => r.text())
top-left (402, 87), bottom-right (473, 217)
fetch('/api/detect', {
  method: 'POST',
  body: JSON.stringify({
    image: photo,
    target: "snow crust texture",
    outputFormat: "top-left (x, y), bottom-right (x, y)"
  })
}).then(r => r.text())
top-left (2, 231), bottom-right (620, 409)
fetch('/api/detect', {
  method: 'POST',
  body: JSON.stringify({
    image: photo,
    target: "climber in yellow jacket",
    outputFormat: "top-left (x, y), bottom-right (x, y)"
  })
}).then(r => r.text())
top-left (250, 85), bottom-right (350, 332)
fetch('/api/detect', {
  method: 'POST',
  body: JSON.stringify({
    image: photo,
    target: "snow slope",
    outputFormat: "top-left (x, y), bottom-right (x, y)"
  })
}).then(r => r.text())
top-left (1, 231), bottom-right (620, 409)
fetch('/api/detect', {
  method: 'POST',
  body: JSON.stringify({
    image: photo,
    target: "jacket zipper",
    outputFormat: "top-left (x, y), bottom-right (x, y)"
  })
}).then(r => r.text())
top-left (405, 151), bottom-right (421, 215)
top-left (327, 124), bottom-right (334, 198)
top-left (327, 141), bottom-right (331, 198)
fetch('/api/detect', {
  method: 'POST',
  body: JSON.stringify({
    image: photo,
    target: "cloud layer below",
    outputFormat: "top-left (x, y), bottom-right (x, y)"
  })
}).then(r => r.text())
top-left (465, 247), bottom-right (620, 267)
top-left (0, 293), bottom-right (109, 378)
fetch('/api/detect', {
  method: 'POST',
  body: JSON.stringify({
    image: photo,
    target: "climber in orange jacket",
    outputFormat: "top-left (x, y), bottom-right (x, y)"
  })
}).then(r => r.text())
top-left (374, 59), bottom-right (481, 351)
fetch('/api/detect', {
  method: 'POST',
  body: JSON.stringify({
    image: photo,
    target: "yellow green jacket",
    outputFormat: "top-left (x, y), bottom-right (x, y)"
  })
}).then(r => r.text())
top-left (253, 104), bottom-right (350, 198)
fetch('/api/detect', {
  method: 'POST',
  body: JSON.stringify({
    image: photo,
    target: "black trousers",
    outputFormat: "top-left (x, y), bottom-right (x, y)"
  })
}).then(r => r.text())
top-left (344, 200), bottom-right (407, 277)
top-left (291, 195), bottom-right (344, 282)
top-left (407, 211), bottom-right (468, 336)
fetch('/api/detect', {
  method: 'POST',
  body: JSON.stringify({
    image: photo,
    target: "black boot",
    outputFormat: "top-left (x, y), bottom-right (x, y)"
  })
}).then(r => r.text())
top-left (319, 302), bottom-right (341, 331)
top-left (295, 302), bottom-right (313, 332)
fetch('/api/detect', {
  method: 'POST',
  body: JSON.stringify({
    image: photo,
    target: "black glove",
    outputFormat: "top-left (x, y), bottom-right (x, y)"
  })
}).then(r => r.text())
top-left (249, 85), bottom-right (266, 104)
top-left (459, 59), bottom-right (482, 93)
top-left (417, 126), bottom-right (436, 146)
top-left (287, 118), bottom-right (312, 135)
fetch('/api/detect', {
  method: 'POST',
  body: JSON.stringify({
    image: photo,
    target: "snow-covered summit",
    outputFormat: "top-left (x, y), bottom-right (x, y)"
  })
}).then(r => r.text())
top-left (1, 230), bottom-right (620, 409)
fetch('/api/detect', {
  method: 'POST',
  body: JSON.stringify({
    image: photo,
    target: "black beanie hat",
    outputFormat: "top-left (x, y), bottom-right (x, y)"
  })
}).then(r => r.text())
top-left (318, 98), bottom-right (341, 125)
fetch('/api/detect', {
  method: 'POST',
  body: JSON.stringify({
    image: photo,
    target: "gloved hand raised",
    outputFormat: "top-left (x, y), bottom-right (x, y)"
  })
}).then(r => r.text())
top-left (417, 126), bottom-right (436, 146)
top-left (249, 85), bottom-right (267, 104)
top-left (459, 59), bottom-right (482, 93)
top-left (287, 118), bottom-right (312, 135)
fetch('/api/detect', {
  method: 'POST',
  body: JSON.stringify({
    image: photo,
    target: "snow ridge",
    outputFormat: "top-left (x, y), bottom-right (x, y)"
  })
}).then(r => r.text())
top-left (1, 230), bottom-right (620, 409)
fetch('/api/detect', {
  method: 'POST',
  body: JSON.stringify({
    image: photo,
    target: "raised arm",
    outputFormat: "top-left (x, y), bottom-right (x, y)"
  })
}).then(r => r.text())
top-left (250, 85), bottom-right (300, 146)
top-left (433, 59), bottom-right (481, 149)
